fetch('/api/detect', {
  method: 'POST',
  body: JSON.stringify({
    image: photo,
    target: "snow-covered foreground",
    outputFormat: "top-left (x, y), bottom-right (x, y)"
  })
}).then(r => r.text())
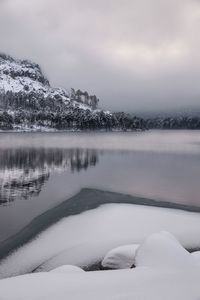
top-left (1, 203), bottom-right (200, 278)
top-left (0, 268), bottom-right (200, 300)
top-left (1, 232), bottom-right (200, 300)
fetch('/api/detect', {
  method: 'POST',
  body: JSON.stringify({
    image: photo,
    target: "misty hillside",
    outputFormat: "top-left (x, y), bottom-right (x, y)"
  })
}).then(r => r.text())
top-left (0, 53), bottom-right (144, 131)
top-left (145, 116), bottom-right (200, 130)
top-left (1, 53), bottom-right (198, 131)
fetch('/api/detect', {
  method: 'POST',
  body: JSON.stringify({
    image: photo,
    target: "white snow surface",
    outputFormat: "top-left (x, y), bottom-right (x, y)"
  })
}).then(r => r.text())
top-left (1, 203), bottom-right (200, 278)
top-left (135, 231), bottom-right (197, 269)
top-left (50, 265), bottom-right (84, 274)
top-left (191, 251), bottom-right (200, 266)
top-left (0, 268), bottom-right (200, 300)
top-left (102, 244), bottom-right (139, 269)
top-left (0, 232), bottom-right (200, 300)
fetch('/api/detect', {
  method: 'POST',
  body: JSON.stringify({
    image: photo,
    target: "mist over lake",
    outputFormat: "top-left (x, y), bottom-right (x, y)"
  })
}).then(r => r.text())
top-left (0, 130), bottom-right (200, 243)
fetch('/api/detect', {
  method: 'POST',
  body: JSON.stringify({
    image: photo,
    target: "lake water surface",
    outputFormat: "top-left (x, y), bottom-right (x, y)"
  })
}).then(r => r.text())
top-left (0, 130), bottom-right (200, 242)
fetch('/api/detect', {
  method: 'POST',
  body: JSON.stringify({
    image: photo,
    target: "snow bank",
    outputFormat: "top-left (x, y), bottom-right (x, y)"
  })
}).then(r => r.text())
top-left (50, 265), bottom-right (84, 274)
top-left (0, 232), bottom-right (200, 300)
top-left (102, 244), bottom-right (139, 269)
top-left (135, 231), bottom-right (196, 269)
top-left (1, 268), bottom-right (200, 300)
top-left (1, 203), bottom-right (200, 278)
top-left (1, 232), bottom-right (200, 300)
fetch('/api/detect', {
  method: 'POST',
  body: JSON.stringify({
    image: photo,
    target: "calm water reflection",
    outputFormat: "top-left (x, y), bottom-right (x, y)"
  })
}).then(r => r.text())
top-left (0, 148), bottom-right (98, 204)
top-left (0, 130), bottom-right (200, 241)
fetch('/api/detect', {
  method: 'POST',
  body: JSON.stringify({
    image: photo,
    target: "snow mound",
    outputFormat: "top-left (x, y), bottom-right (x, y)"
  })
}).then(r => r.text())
top-left (135, 231), bottom-right (196, 269)
top-left (50, 265), bottom-right (84, 274)
top-left (102, 244), bottom-right (139, 269)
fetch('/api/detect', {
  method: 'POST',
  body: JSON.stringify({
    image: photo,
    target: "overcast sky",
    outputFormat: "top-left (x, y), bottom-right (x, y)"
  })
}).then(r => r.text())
top-left (0, 0), bottom-right (200, 113)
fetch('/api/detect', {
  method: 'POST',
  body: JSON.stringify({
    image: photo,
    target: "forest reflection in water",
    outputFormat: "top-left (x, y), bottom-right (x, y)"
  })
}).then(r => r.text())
top-left (0, 148), bottom-right (99, 205)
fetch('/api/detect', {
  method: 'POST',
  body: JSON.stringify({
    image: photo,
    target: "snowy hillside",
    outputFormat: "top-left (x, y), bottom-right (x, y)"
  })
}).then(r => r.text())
top-left (0, 53), bottom-right (96, 113)
top-left (0, 53), bottom-right (144, 131)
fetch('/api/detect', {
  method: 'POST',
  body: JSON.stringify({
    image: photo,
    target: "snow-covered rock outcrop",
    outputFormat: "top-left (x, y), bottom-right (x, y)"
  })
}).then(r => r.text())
top-left (101, 244), bottom-right (139, 269)
top-left (101, 232), bottom-right (200, 270)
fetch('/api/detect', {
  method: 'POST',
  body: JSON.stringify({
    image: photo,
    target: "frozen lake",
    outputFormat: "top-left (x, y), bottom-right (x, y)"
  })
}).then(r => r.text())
top-left (0, 130), bottom-right (200, 241)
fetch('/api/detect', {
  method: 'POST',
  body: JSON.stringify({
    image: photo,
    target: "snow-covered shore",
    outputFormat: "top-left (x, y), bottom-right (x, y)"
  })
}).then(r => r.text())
top-left (1, 202), bottom-right (200, 278)
top-left (1, 188), bottom-right (200, 299)
top-left (1, 232), bottom-right (200, 300)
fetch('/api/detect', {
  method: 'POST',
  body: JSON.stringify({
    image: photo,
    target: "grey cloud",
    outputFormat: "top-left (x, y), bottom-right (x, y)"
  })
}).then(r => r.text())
top-left (0, 0), bottom-right (200, 113)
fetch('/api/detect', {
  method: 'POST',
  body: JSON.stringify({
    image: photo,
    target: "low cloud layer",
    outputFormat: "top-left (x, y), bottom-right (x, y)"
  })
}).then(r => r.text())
top-left (0, 0), bottom-right (200, 112)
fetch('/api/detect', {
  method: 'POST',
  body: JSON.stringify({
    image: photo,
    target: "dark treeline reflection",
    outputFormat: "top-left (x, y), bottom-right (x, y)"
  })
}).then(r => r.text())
top-left (0, 148), bottom-right (99, 205)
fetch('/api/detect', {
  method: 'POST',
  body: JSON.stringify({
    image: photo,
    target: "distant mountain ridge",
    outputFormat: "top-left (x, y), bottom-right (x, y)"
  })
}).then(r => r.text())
top-left (0, 53), bottom-right (144, 131)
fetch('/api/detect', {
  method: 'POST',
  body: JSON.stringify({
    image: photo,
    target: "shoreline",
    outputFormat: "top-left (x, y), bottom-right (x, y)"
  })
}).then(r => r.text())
top-left (0, 188), bottom-right (200, 262)
top-left (0, 128), bottom-right (144, 133)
